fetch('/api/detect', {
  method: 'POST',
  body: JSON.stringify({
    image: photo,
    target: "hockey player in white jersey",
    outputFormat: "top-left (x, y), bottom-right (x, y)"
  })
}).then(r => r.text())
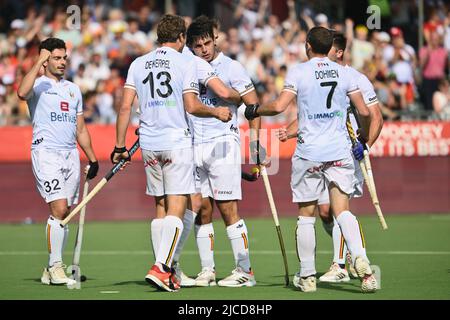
top-left (276, 33), bottom-right (383, 285)
top-left (111, 14), bottom-right (232, 292)
top-left (17, 38), bottom-right (99, 286)
top-left (245, 27), bottom-right (378, 293)
top-left (151, 28), bottom-right (243, 288)
top-left (185, 16), bottom-right (264, 288)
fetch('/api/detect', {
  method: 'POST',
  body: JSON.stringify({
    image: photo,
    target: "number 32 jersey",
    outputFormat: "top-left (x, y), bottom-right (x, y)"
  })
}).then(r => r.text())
top-left (124, 46), bottom-right (199, 151)
top-left (283, 57), bottom-right (359, 162)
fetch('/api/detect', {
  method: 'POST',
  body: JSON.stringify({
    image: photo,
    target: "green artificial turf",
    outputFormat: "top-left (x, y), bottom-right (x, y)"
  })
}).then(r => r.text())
top-left (0, 214), bottom-right (449, 300)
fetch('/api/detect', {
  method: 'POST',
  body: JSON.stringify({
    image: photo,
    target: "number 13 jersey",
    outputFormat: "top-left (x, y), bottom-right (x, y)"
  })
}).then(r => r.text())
top-left (283, 57), bottom-right (359, 162)
top-left (124, 46), bottom-right (199, 151)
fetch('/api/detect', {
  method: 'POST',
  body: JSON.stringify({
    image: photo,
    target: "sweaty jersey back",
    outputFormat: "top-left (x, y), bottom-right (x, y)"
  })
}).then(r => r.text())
top-left (124, 46), bottom-right (199, 151)
top-left (283, 57), bottom-right (359, 162)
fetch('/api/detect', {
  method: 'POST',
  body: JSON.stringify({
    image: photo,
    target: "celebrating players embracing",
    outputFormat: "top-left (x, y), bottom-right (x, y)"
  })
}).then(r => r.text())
top-left (111, 14), bottom-right (231, 292)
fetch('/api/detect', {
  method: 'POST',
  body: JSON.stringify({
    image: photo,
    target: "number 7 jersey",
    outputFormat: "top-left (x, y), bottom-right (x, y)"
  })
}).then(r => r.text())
top-left (283, 57), bottom-right (359, 162)
top-left (124, 46), bottom-right (199, 151)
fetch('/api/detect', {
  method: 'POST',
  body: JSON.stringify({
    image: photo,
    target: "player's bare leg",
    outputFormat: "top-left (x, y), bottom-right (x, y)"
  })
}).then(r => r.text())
top-left (293, 201), bottom-right (317, 292)
top-left (330, 184), bottom-right (377, 293)
top-left (216, 200), bottom-right (255, 287)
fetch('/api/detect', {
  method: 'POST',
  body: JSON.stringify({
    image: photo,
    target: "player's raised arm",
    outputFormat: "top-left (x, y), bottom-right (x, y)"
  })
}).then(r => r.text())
top-left (17, 48), bottom-right (50, 100)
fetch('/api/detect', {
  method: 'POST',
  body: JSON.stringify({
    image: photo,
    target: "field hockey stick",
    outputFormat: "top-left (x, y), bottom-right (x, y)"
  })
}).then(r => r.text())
top-left (61, 132), bottom-right (141, 227)
top-left (67, 170), bottom-right (89, 289)
top-left (346, 108), bottom-right (387, 230)
top-left (260, 165), bottom-right (290, 286)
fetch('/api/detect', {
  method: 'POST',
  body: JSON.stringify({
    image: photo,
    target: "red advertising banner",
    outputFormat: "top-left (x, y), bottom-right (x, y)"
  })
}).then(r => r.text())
top-left (0, 121), bottom-right (449, 161)
top-left (369, 121), bottom-right (450, 157)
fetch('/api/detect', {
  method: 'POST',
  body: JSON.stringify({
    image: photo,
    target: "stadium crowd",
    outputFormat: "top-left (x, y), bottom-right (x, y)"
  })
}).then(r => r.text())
top-left (0, 0), bottom-right (449, 127)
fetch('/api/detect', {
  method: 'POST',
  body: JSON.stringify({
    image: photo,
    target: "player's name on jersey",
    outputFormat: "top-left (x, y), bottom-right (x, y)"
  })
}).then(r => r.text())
top-left (145, 59), bottom-right (170, 70)
top-left (315, 69), bottom-right (339, 79)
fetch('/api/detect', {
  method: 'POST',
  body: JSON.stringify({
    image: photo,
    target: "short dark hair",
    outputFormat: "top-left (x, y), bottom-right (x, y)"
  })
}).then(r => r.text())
top-left (157, 14), bottom-right (186, 44)
top-left (332, 32), bottom-right (347, 52)
top-left (39, 38), bottom-right (66, 53)
top-left (306, 27), bottom-right (333, 54)
top-left (186, 15), bottom-right (215, 48)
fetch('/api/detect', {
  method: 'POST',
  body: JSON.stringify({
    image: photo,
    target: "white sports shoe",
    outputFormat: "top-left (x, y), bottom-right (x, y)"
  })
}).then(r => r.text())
top-left (293, 272), bottom-right (317, 292)
top-left (354, 256), bottom-right (377, 293)
top-left (319, 263), bottom-right (350, 283)
top-left (218, 267), bottom-right (256, 287)
top-left (195, 267), bottom-right (217, 287)
top-left (41, 268), bottom-right (50, 285)
top-left (47, 262), bottom-right (76, 285)
top-left (346, 251), bottom-right (358, 278)
top-left (173, 262), bottom-right (196, 287)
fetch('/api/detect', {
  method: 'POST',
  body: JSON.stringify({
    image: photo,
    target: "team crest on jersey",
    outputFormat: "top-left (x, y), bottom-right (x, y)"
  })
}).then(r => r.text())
top-left (60, 101), bottom-right (69, 112)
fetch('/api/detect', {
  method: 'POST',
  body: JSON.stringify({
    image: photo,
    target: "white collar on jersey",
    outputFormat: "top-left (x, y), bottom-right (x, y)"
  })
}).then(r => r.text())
top-left (159, 46), bottom-right (181, 54)
top-left (309, 56), bottom-right (330, 62)
top-left (41, 75), bottom-right (65, 84)
top-left (210, 52), bottom-right (224, 66)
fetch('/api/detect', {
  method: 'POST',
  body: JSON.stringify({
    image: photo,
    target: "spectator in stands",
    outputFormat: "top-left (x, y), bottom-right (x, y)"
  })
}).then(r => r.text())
top-left (234, 0), bottom-right (267, 43)
top-left (123, 17), bottom-right (151, 55)
top-left (83, 91), bottom-right (99, 124)
top-left (350, 25), bottom-right (375, 71)
top-left (73, 63), bottom-right (96, 94)
top-left (431, 78), bottom-right (450, 120)
top-left (95, 79), bottom-right (116, 124)
top-left (419, 30), bottom-right (448, 111)
top-left (85, 51), bottom-right (111, 84)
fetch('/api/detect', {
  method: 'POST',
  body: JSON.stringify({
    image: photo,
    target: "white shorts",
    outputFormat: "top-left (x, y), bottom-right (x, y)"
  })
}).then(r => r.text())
top-left (142, 147), bottom-right (195, 196)
top-left (291, 154), bottom-right (355, 203)
top-left (317, 157), bottom-right (364, 204)
top-left (31, 148), bottom-right (80, 206)
top-left (194, 137), bottom-right (242, 201)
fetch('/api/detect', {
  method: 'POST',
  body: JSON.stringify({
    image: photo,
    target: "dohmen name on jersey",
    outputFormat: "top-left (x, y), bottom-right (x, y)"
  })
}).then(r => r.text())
top-left (315, 69), bottom-right (339, 80)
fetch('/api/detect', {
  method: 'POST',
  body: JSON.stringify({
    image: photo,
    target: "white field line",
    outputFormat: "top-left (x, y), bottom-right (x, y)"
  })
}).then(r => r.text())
top-left (0, 250), bottom-right (449, 256)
